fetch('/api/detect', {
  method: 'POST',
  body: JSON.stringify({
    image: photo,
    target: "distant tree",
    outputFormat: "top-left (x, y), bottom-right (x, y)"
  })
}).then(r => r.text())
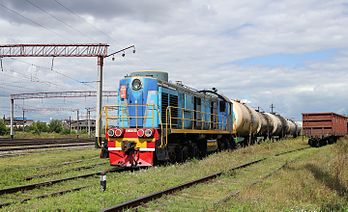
top-left (0, 120), bottom-right (7, 135)
top-left (48, 120), bottom-right (63, 133)
top-left (30, 121), bottom-right (48, 134)
top-left (60, 128), bottom-right (71, 135)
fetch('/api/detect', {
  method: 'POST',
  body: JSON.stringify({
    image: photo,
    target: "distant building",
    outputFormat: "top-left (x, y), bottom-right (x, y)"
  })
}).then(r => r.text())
top-left (64, 119), bottom-right (96, 132)
top-left (3, 116), bottom-right (34, 128)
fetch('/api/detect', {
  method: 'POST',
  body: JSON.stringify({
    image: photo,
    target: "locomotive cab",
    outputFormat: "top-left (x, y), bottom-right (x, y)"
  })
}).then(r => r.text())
top-left (105, 71), bottom-right (162, 167)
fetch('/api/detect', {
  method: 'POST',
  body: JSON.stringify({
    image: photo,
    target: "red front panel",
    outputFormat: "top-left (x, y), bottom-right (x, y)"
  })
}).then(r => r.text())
top-left (106, 128), bottom-right (159, 167)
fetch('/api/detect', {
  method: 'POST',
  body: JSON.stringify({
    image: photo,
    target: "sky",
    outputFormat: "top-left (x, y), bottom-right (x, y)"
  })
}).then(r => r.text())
top-left (0, 0), bottom-right (347, 122)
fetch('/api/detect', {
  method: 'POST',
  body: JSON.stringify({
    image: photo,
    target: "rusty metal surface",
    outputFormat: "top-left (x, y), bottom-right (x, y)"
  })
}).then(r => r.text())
top-left (0, 44), bottom-right (109, 57)
top-left (302, 112), bottom-right (348, 137)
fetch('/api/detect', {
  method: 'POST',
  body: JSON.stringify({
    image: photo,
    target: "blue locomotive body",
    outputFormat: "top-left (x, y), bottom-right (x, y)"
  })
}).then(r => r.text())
top-left (105, 71), bottom-right (235, 166)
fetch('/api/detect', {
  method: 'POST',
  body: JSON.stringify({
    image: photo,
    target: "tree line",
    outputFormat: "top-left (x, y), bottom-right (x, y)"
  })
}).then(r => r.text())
top-left (0, 119), bottom-right (81, 135)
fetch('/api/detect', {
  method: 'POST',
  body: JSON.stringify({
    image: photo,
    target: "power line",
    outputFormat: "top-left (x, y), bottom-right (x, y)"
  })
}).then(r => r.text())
top-left (0, 81), bottom-right (37, 91)
top-left (24, 0), bottom-right (98, 42)
top-left (1, 68), bottom-right (62, 88)
top-left (9, 58), bottom-right (95, 89)
top-left (53, 0), bottom-right (116, 42)
top-left (0, 2), bottom-right (73, 42)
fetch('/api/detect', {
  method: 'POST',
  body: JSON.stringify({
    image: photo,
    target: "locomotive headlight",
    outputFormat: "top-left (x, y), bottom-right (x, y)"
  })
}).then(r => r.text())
top-left (114, 128), bottom-right (124, 137)
top-left (145, 129), bottom-right (153, 137)
top-left (132, 79), bottom-right (142, 91)
top-left (107, 129), bottom-right (115, 137)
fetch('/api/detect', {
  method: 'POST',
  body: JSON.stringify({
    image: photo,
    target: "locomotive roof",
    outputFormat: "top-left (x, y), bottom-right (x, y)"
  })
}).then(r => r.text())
top-left (158, 79), bottom-right (220, 101)
top-left (125, 74), bottom-right (230, 102)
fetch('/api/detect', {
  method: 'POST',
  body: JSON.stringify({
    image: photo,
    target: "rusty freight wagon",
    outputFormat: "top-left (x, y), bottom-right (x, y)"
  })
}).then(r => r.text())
top-left (302, 112), bottom-right (348, 147)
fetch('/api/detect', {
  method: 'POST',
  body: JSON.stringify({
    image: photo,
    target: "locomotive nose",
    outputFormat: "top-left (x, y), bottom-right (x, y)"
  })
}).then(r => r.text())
top-left (121, 140), bottom-right (137, 155)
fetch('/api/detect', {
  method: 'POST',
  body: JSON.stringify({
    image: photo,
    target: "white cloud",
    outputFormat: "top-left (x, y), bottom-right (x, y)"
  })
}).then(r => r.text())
top-left (0, 0), bottom-right (347, 121)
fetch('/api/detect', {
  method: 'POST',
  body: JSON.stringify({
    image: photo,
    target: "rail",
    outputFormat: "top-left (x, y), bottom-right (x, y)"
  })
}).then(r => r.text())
top-left (100, 146), bottom-right (311, 211)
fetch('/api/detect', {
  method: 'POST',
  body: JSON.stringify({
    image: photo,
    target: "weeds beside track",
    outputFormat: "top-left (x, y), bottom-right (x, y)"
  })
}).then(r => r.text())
top-left (101, 146), bottom-right (311, 211)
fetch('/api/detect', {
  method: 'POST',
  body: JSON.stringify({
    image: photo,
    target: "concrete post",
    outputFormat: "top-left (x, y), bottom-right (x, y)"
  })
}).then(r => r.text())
top-left (22, 110), bottom-right (25, 132)
top-left (77, 109), bottom-right (80, 135)
top-left (69, 116), bottom-right (72, 133)
top-left (87, 109), bottom-right (91, 138)
top-left (95, 56), bottom-right (103, 148)
top-left (10, 98), bottom-right (14, 139)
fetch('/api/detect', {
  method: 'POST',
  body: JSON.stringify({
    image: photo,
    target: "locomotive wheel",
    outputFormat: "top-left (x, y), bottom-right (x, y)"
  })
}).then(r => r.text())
top-left (182, 146), bottom-right (189, 161)
top-left (218, 139), bottom-right (228, 151)
top-left (328, 137), bottom-right (335, 144)
top-left (175, 146), bottom-right (189, 163)
top-left (320, 138), bottom-right (328, 146)
top-left (308, 138), bottom-right (313, 147)
top-left (314, 139), bottom-right (320, 148)
top-left (190, 143), bottom-right (199, 158)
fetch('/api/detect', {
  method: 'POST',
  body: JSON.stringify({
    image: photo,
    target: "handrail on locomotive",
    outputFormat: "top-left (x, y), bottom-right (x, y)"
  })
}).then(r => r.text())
top-left (103, 104), bottom-right (232, 148)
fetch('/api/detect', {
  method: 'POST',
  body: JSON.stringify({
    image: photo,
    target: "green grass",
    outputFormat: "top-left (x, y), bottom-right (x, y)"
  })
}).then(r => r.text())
top-left (222, 140), bottom-right (348, 211)
top-left (137, 137), bottom-right (348, 212)
top-left (0, 147), bottom-right (102, 188)
top-left (0, 137), bottom-right (312, 211)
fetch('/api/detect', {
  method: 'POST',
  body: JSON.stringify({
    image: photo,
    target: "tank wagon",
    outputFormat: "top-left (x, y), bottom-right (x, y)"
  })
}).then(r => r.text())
top-left (302, 112), bottom-right (347, 147)
top-left (102, 71), bottom-right (300, 167)
top-left (232, 101), bottom-right (300, 144)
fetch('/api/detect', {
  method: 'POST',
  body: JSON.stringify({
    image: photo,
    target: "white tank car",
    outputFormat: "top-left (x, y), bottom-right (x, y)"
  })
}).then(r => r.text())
top-left (232, 100), bottom-right (260, 137)
top-left (264, 113), bottom-right (283, 136)
top-left (286, 119), bottom-right (297, 136)
top-left (295, 121), bottom-right (302, 136)
top-left (257, 112), bottom-right (271, 137)
top-left (276, 114), bottom-right (288, 137)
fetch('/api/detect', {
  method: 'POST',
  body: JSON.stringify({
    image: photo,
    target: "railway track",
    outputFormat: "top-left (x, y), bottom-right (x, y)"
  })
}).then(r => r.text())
top-left (0, 167), bottom-right (126, 196)
top-left (0, 142), bottom-right (95, 158)
top-left (0, 142), bottom-right (94, 152)
top-left (0, 138), bottom-right (93, 147)
top-left (25, 161), bottom-right (107, 181)
top-left (100, 146), bottom-right (310, 212)
top-left (212, 158), bottom-right (297, 207)
top-left (0, 167), bottom-right (135, 208)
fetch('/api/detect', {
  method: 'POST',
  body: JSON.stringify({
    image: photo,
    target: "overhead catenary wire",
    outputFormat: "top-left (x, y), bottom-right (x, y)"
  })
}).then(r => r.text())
top-left (9, 58), bottom-right (95, 89)
top-left (0, 2), bottom-right (73, 42)
top-left (2, 68), bottom-right (62, 88)
top-left (23, 0), bottom-right (98, 42)
top-left (53, 0), bottom-right (116, 43)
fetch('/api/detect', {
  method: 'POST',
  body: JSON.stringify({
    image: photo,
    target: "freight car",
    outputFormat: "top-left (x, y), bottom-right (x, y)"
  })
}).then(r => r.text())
top-left (102, 71), bottom-right (300, 167)
top-left (232, 101), bottom-right (300, 144)
top-left (302, 112), bottom-right (348, 147)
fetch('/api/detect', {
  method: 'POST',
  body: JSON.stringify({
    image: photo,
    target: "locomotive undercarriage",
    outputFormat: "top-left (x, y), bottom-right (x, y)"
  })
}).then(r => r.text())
top-left (155, 133), bottom-right (236, 163)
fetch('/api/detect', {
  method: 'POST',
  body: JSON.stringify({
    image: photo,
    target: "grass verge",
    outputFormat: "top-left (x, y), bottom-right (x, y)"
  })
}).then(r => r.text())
top-left (0, 137), bottom-right (311, 211)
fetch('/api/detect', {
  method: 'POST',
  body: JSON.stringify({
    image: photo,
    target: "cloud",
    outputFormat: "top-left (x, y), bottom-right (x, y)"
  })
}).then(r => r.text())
top-left (0, 0), bottom-right (347, 122)
top-left (232, 48), bottom-right (338, 68)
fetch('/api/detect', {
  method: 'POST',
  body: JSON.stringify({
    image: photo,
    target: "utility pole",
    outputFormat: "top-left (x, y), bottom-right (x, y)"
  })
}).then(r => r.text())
top-left (10, 99), bottom-right (14, 139)
top-left (69, 116), bottom-right (72, 133)
top-left (95, 56), bottom-right (103, 147)
top-left (76, 109), bottom-right (80, 136)
top-left (22, 109), bottom-right (25, 132)
top-left (86, 108), bottom-right (91, 138)
top-left (270, 104), bottom-right (275, 113)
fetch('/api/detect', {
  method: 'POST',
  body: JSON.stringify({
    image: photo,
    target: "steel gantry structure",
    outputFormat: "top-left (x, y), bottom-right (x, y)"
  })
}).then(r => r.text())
top-left (0, 43), bottom-right (133, 147)
top-left (9, 90), bottom-right (118, 143)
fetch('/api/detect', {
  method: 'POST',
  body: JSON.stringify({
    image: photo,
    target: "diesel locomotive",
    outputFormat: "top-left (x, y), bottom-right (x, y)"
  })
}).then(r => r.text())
top-left (102, 71), bottom-right (300, 167)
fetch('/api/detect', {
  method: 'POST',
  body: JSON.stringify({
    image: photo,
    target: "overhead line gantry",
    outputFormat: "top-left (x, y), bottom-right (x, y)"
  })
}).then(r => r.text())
top-left (0, 43), bottom-right (133, 147)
